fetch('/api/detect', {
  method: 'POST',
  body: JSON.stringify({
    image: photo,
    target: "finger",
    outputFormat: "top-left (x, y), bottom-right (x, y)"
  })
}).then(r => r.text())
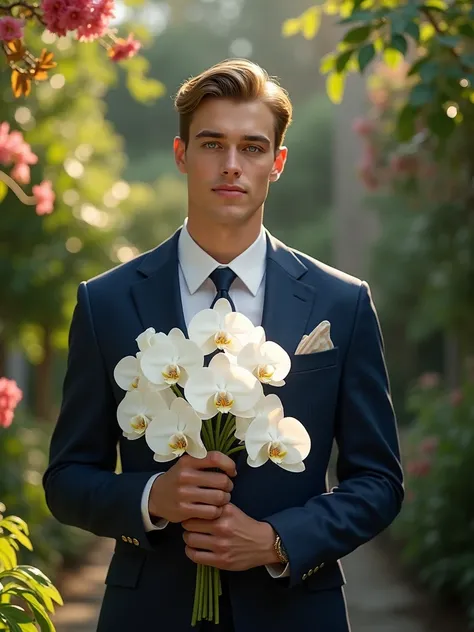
top-left (183, 531), bottom-right (216, 550)
top-left (193, 471), bottom-right (234, 492)
top-left (181, 503), bottom-right (222, 521)
top-left (182, 518), bottom-right (217, 533)
top-left (183, 487), bottom-right (231, 507)
top-left (193, 451), bottom-right (237, 477)
top-left (185, 546), bottom-right (225, 569)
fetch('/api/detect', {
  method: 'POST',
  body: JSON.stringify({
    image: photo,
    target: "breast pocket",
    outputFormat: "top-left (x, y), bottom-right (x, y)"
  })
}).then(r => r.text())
top-left (289, 347), bottom-right (339, 374)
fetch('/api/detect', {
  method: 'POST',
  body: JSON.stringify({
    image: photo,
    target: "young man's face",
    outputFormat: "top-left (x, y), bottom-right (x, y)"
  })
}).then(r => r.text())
top-left (174, 98), bottom-right (288, 228)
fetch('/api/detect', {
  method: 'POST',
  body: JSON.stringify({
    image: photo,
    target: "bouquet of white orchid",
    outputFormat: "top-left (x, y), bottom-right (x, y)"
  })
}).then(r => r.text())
top-left (113, 298), bottom-right (311, 626)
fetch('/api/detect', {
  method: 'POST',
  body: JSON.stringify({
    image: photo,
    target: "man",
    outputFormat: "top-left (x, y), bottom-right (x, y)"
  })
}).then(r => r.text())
top-left (43, 59), bottom-right (404, 632)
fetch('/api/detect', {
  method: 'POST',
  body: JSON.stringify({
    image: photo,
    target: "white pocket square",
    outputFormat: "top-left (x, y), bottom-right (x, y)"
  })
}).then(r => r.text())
top-left (295, 320), bottom-right (334, 355)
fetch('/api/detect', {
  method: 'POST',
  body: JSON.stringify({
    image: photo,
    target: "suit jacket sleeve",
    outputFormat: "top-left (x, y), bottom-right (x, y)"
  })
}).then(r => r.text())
top-left (43, 281), bottom-right (162, 551)
top-left (263, 282), bottom-right (404, 588)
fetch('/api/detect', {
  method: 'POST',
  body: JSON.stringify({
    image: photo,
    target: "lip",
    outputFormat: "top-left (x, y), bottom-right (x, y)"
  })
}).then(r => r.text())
top-left (212, 185), bottom-right (246, 197)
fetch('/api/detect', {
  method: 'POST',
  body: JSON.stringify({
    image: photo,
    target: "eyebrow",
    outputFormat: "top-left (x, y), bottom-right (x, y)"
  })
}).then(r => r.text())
top-left (195, 130), bottom-right (271, 145)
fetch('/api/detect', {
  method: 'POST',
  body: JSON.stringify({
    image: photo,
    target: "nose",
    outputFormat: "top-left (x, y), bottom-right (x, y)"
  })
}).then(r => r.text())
top-left (221, 148), bottom-right (242, 178)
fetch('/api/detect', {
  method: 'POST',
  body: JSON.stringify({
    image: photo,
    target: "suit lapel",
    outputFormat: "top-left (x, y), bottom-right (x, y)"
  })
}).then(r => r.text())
top-left (261, 232), bottom-right (317, 355)
top-left (131, 229), bottom-right (188, 338)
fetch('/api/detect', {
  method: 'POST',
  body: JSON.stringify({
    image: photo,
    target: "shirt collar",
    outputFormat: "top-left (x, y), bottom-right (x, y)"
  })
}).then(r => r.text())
top-left (178, 218), bottom-right (266, 296)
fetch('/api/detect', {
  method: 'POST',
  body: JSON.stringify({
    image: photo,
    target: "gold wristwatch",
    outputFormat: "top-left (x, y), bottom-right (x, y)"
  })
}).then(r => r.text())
top-left (274, 534), bottom-right (288, 565)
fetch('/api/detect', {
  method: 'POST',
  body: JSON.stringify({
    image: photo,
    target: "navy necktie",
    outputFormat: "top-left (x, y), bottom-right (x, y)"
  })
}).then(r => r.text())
top-left (210, 267), bottom-right (237, 311)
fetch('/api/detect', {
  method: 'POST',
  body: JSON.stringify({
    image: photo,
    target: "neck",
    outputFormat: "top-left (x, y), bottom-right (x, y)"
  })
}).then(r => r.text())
top-left (186, 214), bottom-right (263, 264)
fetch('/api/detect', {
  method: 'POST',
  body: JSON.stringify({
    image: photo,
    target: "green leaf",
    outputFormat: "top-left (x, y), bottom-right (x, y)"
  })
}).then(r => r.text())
top-left (384, 48), bottom-right (404, 68)
top-left (437, 35), bottom-right (461, 48)
top-left (409, 83), bottom-right (437, 106)
top-left (343, 25), bottom-right (372, 45)
top-left (460, 53), bottom-right (474, 67)
top-left (19, 594), bottom-right (54, 632)
top-left (320, 53), bottom-right (336, 74)
top-left (0, 517), bottom-right (29, 536)
top-left (390, 34), bottom-right (408, 55)
top-left (358, 43), bottom-right (376, 72)
top-left (0, 537), bottom-right (17, 570)
top-left (0, 522), bottom-right (32, 551)
top-left (422, 0), bottom-right (448, 9)
top-left (0, 613), bottom-right (23, 632)
top-left (0, 181), bottom-right (7, 204)
top-left (396, 104), bottom-right (419, 141)
top-left (336, 50), bottom-right (354, 73)
top-left (427, 109), bottom-right (456, 138)
top-left (419, 60), bottom-right (441, 83)
top-left (338, 9), bottom-right (389, 24)
top-left (327, 73), bottom-right (345, 104)
top-left (405, 21), bottom-right (420, 42)
top-left (0, 605), bottom-right (33, 625)
top-left (458, 23), bottom-right (474, 39)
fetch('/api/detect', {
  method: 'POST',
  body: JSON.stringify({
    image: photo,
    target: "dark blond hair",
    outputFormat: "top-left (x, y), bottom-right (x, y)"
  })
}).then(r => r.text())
top-left (174, 59), bottom-right (293, 149)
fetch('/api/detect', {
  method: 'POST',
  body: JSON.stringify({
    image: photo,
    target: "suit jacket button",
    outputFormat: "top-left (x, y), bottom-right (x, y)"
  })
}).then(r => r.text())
top-left (127, 537), bottom-right (133, 544)
top-left (302, 573), bottom-right (307, 580)
top-left (133, 538), bottom-right (139, 546)
top-left (320, 562), bottom-right (325, 568)
top-left (308, 569), bottom-right (313, 576)
top-left (121, 535), bottom-right (127, 542)
top-left (314, 566), bottom-right (319, 572)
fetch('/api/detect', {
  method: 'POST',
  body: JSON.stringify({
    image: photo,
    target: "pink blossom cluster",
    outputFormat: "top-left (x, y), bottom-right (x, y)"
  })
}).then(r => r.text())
top-left (109, 34), bottom-right (141, 62)
top-left (406, 458), bottom-right (431, 478)
top-left (0, 122), bottom-right (55, 215)
top-left (41, 0), bottom-right (115, 40)
top-left (0, 16), bottom-right (24, 42)
top-left (0, 121), bottom-right (38, 186)
top-left (0, 378), bottom-right (23, 429)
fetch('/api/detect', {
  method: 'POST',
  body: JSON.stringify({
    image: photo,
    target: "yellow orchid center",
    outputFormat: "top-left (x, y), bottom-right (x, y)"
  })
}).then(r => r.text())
top-left (130, 414), bottom-right (149, 434)
top-left (214, 330), bottom-right (232, 349)
top-left (257, 364), bottom-right (276, 383)
top-left (268, 441), bottom-right (287, 464)
top-left (131, 376), bottom-right (140, 389)
top-left (162, 363), bottom-right (181, 385)
top-left (214, 390), bottom-right (234, 413)
top-left (169, 433), bottom-right (188, 457)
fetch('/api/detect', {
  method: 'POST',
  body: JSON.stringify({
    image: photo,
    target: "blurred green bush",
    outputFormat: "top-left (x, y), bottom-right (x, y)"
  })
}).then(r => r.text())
top-left (0, 412), bottom-right (92, 581)
top-left (392, 365), bottom-right (474, 625)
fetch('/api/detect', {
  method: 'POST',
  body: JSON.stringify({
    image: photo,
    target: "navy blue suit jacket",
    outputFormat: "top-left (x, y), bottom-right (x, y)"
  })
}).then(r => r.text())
top-left (43, 228), bottom-right (404, 631)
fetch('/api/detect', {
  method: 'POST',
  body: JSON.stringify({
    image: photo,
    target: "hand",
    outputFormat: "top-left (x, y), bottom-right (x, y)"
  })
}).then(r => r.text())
top-left (182, 503), bottom-right (280, 571)
top-left (148, 451), bottom-right (236, 524)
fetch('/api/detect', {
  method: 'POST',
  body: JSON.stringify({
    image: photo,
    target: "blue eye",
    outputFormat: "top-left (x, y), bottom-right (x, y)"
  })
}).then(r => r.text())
top-left (246, 145), bottom-right (262, 153)
top-left (204, 142), bottom-right (219, 149)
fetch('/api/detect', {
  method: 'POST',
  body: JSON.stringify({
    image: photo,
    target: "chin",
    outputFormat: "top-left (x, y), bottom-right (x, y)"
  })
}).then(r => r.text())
top-left (212, 206), bottom-right (258, 225)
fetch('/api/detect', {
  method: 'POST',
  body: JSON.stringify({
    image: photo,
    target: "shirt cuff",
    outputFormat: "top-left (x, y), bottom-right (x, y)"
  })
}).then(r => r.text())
top-left (141, 472), bottom-right (169, 532)
top-left (265, 563), bottom-right (290, 578)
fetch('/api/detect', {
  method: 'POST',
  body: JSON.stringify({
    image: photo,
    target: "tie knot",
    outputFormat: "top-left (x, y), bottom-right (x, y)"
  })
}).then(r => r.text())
top-left (210, 267), bottom-right (237, 294)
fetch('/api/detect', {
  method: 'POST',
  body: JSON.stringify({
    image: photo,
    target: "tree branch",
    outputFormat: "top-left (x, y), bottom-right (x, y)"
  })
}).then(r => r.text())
top-left (0, 170), bottom-right (36, 206)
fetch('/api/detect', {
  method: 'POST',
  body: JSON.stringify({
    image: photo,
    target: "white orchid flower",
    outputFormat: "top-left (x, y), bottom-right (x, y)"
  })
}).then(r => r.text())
top-left (117, 389), bottom-right (169, 440)
top-left (114, 355), bottom-right (144, 391)
top-left (245, 395), bottom-right (311, 472)
top-left (139, 328), bottom-right (204, 390)
top-left (184, 352), bottom-right (262, 420)
top-left (187, 298), bottom-right (255, 356)
top-left (236, 326), bottom-right (291, 386)
top-left (145, 397), bottom-right (206, 462)
top-left (234, 393), bottom-right (281, 442)
top-left (136, 327), bottom-right (161, 352)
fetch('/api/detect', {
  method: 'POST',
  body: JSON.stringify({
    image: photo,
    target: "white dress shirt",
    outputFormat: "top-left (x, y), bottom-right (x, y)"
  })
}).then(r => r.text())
top-left (139, 219), bottom-right (288, 577)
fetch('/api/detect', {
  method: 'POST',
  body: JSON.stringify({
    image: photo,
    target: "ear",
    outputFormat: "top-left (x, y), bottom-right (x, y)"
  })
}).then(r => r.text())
top-left (269, 146), bottom-right (288, 183)
top-left (174, 136), bottom-right (187, 174)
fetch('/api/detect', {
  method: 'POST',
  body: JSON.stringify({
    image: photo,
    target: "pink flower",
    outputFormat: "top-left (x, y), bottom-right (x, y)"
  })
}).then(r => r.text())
top-left (0, 377), bottom-right (23, 429)
top-left (450, 389), bottom-right (463, 407)
top-left (0, 16), bottom-right (24, 42)
top-left (352, 117), bottom-right (374, 137)
top-left (76, 0), bottom-right (115, 41)
top-left (390, 154), bottom-right (418, 176)
top-left (109, 34), bottom-right (141, 62)
top-left (33, 180), bottom-right (55, 215)
top-left (420, 436), bottom-right (438, 455)
top-left (407, 458), bottom-right (431, 477)
top-left (42, 0), bottom-right (115, 39)
top-left (418, 372), bottom-right (440, 390)
top-left (10, 161), bottom-right (31, 184)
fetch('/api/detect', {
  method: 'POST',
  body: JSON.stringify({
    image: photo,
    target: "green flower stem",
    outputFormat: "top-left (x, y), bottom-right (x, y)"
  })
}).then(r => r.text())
top-left (171, 384), bottom-right (182, 398)
top-left (226, 445), bottom-right (245, 457)
top-left (208, 565), bottom-right (214, 621)
top-left (191, 564), bottom-right (202, 626)
top-left (219, 413), bottom-right (235, 448)
top-left (201, 420), bottom-right (213, 449)
top-left (215, 412), bottom-right (223, 450)
top-left (205, 419), bottom-right (216, 451)
top-left (214, 567), bottom-right (220, 624)
top-left (202, 565), bottom-right (208, 620)
top-left (222, 430), bottom-right (239, 455)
